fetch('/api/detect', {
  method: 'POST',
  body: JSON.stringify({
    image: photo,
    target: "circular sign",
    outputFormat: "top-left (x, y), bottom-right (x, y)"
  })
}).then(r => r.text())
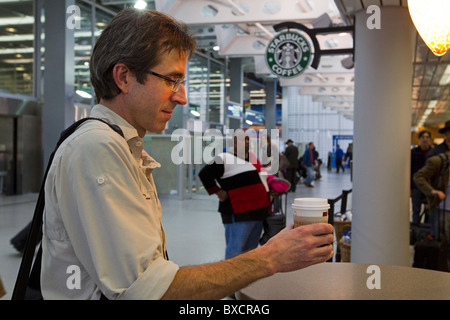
top-left (266, 31), bottom-right (312, 78)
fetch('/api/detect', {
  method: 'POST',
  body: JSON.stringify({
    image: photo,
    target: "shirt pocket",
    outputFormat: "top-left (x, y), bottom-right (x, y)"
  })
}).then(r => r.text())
top-left (140, 182), bottom-right (157, 200)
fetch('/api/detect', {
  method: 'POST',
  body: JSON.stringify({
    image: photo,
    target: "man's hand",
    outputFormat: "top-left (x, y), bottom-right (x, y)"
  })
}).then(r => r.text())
top-left (161, 222), bottom-right (334, 300)
top-left (216, 190), bottom-right (228, 202)
top-left (262, 223), bottom-right (334, 274)
top-left (431, 189), bottom-right (446, 201)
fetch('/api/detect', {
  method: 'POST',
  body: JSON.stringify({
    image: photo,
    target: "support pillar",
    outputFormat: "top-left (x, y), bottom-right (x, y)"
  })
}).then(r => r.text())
top-left (228, 58), bottom-right (243, 129)
top-left (43, 0), bottom-right (75, 166)
top-left (351, 7), bottom-right (415, 266)
top-left (264, 79), bottom-right (277, 130)
top-left (281, 86), bottom-right (299, 144)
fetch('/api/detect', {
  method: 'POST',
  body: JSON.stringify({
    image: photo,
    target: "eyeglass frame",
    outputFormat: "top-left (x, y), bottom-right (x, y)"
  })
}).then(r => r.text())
top-left (146, 70), bottom-right (186, 92)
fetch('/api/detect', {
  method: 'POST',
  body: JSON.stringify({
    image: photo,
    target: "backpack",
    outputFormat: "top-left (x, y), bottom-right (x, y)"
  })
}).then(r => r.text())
top-left (11, 118), bottom-right (124, 300)
top-left (433, 152), bottom-right (449, 190)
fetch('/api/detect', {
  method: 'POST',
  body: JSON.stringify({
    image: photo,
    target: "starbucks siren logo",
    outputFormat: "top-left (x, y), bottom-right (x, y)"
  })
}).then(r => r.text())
top-left (266, 31), bottom-right (312, 78)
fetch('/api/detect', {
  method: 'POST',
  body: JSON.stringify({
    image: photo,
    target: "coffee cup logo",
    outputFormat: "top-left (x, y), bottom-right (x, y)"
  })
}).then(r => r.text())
top-left (266, 31), bottom-right (312, 78)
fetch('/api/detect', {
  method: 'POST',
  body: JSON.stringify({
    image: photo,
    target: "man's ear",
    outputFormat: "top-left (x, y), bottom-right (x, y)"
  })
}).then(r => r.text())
top-left (112, 63), bottom-right (133, 94)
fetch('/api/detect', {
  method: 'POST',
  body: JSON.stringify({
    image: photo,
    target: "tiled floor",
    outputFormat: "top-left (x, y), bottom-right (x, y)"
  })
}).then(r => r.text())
top-left (1, 169), bottom-right (358, 300)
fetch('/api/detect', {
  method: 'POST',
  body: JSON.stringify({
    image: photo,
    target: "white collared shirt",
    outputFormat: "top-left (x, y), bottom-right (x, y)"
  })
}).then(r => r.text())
top-left (41, 104), bottom-right (179, 300)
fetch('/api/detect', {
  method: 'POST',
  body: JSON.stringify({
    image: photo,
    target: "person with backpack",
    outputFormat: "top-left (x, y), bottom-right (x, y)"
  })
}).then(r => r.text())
top-left (415, 121), bottom-right (450, 240)
top-left (13, 9), bottom-right (334, 300)
top-left (413, 150), bottom-right (450, 269)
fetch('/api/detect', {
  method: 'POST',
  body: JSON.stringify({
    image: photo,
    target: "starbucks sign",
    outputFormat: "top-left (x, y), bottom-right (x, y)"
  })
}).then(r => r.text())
top-left (266, 31), bottom-right (312, 78)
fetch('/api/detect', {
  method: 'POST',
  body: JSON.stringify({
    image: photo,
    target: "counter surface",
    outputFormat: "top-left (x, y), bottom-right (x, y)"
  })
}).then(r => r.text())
top-left (237, 263), bottom-right (450, 300)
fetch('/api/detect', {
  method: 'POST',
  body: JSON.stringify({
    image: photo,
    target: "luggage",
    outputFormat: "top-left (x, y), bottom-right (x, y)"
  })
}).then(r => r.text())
top-left (260, 212), bottom-right (286, 245)
top-left (409, 209), bottom-right (430, 246)
top-left (259, 176), bottom-right (290, 245)
top-left (412, 208), bottom-right (448, 272)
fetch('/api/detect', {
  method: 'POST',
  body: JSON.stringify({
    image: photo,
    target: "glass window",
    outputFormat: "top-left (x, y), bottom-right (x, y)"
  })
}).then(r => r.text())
top-left (188, 53), bottom-right (208, 121)
top-left (72, 2), bottom-right (114, 113)
top-left (74, 0), bottom-right (93, 98)
top-left (95, 8), bottom-right (114, 42)
top-left (208, 60), bottom-right (225, 124)
top-left (0, 0), bottom-right (34, 96)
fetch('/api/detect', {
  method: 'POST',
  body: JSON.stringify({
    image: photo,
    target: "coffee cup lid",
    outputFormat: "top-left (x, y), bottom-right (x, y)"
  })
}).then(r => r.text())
top-left (292, 198), bottom-right (330, 210)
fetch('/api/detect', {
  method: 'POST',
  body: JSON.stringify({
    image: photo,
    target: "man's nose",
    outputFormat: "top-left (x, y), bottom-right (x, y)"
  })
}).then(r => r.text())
top-left (172, 84), bottom-right (188, 105)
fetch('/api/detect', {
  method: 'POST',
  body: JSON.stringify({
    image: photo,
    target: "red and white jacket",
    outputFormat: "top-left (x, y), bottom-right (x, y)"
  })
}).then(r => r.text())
top-left (198, 152), bottom-right (270, 224)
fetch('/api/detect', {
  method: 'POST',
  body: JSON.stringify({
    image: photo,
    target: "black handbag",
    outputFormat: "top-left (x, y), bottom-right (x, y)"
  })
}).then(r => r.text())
top-left (11, 118), bottom-right (124, 300)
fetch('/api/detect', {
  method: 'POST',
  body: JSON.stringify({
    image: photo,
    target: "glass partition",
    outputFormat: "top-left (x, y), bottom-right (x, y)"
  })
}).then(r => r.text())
top-left (188, 53), bottom-right (208, 121)
top-left (209, 60), bottom-right (225, 124)
top-left (74, 0), bottom-right (93, 97)
top-left (187, 52), bottom-right (225, 125)
top-left (0, 0), bottom-right (35, 96)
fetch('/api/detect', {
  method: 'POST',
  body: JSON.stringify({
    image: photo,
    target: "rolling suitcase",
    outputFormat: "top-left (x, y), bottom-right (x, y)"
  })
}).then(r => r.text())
top-left (412, 207), bottom-right (448, 272)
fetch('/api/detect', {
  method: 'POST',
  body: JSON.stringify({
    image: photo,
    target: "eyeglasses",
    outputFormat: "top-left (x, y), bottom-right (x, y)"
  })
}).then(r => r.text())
top-left (146, 70), bottom-right (185, 92)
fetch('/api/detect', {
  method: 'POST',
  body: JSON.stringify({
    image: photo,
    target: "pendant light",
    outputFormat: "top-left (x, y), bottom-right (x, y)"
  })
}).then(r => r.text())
top-left (408, 0), bottom-right (450, 56)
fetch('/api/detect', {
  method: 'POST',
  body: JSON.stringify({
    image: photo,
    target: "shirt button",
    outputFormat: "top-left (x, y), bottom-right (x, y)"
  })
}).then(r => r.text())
top-left (136, 141), bottom-right (142, 147)
top-left (97, 177), bottom-right (105, 185)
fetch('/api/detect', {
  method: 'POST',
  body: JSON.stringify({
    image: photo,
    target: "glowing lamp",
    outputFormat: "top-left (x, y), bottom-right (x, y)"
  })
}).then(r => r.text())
top-left (408, 0), bottom-right (450, 56)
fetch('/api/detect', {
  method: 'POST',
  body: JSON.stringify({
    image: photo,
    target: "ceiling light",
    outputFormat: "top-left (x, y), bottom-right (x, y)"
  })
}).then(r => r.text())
top-left (427, 100), bottom-right (438, 110)
top-left (408, 0), bottom-right (450, 56)
top-left (439, 65), bottom-right (450, 86)
top-left (76, 90), bottom-right (92, 99)
top-left (190, 110), bottom-right (200, 117)
top-left (134, 0), bottom-right (147, 10)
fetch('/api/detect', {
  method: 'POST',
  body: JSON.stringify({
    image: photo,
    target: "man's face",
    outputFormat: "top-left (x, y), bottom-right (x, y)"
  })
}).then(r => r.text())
top-left (445, 130), bottom-right (450, 141)
top-left (419, 133), bottom-right (431, 148)
top-left (124, 48), bottom-right (188, 137)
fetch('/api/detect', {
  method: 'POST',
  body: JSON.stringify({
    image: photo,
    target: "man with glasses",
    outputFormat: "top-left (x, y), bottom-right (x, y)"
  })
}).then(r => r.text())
top-left (41, 8), bottom-right (333, 300)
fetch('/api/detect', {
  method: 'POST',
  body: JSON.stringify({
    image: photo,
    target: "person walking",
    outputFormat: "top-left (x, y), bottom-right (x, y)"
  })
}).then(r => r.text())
top-left (302, 142), bottom-right (316, 188)
top-left (284, 139), bottom-right (299, 192)
top-left (335, 144), bottom-right (345, 173)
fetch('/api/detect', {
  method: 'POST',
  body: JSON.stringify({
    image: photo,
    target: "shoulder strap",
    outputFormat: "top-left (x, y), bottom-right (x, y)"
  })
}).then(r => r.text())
top-left (437, 153), bottom-right (449, 176)
top-left (11, 118), bottom-right (124, 300)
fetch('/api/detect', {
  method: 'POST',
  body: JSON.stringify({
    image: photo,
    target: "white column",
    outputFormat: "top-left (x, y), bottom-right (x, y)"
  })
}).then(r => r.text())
top-left (351, 7), bottom-right (415, 266)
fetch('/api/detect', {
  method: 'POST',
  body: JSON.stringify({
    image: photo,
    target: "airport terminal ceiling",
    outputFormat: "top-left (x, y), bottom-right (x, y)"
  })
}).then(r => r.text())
top-left (0, 0), bottom-right (448, 129)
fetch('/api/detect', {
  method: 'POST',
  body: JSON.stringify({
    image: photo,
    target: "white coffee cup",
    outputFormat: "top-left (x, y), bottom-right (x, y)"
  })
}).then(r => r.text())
top-left (292, 198), bottom-right (330, 227)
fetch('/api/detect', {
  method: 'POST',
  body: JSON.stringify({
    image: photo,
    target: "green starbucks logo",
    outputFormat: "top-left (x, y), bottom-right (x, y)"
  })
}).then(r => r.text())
top-left (266, 31), bottom-right (312, 78)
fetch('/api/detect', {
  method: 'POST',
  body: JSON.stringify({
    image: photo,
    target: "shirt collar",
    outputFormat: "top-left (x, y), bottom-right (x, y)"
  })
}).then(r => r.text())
top-left (90, 104), bottom-right (161, 175)
top-left (90, 104), bottom-right (138, 142)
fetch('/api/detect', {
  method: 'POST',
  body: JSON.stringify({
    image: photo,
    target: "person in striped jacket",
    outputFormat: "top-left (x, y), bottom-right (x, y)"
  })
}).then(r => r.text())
top-left (199, 130), bottom-right (270, 259)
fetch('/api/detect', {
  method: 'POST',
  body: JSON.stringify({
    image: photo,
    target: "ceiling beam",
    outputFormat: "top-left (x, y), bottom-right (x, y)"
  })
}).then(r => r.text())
top-left (156, 0), bottom-right (334, 25)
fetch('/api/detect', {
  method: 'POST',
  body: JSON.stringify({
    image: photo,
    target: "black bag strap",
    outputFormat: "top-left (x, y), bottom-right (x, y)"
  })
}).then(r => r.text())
top-left (12, 117), bottom-right (124, 300)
